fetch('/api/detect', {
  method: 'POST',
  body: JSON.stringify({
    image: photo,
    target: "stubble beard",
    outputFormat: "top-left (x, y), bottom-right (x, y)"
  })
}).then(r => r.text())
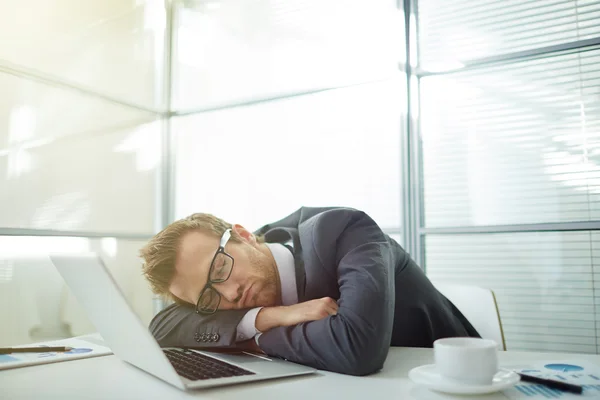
top-left (248, 245), bottom-right (281, 307)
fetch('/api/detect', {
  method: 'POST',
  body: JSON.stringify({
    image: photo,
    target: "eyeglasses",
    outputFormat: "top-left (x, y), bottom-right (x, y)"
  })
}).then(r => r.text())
top-left (195, 229), bottom-right (235, 314)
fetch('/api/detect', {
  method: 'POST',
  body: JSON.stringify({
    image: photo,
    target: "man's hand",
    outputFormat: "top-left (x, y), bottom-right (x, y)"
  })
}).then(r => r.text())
top-left (280, 297), bottom-right (339, 326)
top-left (255, 297), bottom-right (338, 333)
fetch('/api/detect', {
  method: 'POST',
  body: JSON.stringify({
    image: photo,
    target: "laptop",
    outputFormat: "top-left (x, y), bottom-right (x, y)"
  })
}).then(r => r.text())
top-left (50, 253), bottom-right (315, 390)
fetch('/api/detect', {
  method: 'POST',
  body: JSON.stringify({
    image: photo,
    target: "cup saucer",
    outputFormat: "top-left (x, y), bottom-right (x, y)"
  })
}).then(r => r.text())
top-left (408, 364), bottom-right (520, 395)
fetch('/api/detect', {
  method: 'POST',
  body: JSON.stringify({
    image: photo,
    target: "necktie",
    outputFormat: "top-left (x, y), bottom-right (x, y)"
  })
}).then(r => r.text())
top-left (283, 243), bottom-right (294, 255)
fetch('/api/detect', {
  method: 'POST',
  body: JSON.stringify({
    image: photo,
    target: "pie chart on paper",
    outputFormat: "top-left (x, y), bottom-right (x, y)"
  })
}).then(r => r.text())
top-left (544, 363), bottom-right (584, 372)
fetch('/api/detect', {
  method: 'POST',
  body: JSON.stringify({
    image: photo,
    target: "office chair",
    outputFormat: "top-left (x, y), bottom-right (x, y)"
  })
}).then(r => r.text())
top-left (434, 282), bottom-right (507, 350)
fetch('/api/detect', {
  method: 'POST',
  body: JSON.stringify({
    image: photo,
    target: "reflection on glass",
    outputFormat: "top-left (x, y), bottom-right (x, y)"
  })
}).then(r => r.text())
top-left (113, 122), bottom-right (162, 172)
top-left (8, 105), bottom-right (36, 142)
top-left (6, 148), bottom-right (34, 179)
top-left (0, 115), bottom-right (161, 234)
top-left (0, 68), bottom-right (160, 231)
top-left (7, 105), bottom-right (37, 178)
top-left (31, 192), bottom-right (91, 231)
top-left (0, 71), bottom-right (156, 150)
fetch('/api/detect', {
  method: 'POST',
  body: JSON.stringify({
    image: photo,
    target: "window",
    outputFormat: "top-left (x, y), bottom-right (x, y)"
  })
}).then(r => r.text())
top-left (417, 0), bottom-right (600, 354)
top-left (0, 71), bottom-right (160, 235)
top-left (426, 231), bottom-right (600, 353)
top-left (173, 78), bottom-right (405, 233)
top-left (0, 0), bottom-right (165, 109)
top-left (421, 49), bottom-right (600, 227)
top-left (418, 0), bottom-right (600, 69)
top-left (172, 0), bottom-right (403, 110)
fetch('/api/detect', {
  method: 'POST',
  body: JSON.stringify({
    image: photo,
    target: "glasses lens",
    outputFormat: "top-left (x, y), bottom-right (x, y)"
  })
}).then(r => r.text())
top-left (209, 253), bottom-right (233, 283)
top-left (198, 287), bottom-right (220, 313)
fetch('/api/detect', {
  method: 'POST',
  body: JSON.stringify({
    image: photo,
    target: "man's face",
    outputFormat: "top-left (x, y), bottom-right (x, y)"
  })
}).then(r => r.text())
top-left (169, 226), bottom-right (280, 311)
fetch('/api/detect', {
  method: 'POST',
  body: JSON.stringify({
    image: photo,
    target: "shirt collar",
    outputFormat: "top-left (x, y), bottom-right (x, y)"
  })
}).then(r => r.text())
top-left (265, 243), bottom-right (298, 306)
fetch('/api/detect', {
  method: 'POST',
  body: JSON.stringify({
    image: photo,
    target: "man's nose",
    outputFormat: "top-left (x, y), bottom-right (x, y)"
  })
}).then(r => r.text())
top-left (212, 280), bottom-right (243, 305)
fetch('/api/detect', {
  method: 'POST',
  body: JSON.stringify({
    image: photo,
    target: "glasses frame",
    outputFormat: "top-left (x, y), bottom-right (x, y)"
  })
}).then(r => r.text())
top-left (194, 229), bottom-right (235, 314)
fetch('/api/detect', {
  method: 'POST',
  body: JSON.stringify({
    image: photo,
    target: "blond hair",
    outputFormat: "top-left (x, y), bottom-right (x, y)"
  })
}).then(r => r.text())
top-left (139, 213), bottom-right (241, 304)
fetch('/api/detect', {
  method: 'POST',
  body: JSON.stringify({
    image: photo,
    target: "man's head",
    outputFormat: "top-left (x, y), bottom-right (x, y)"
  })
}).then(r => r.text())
top-left (139, 213), bottom-right (281, 312)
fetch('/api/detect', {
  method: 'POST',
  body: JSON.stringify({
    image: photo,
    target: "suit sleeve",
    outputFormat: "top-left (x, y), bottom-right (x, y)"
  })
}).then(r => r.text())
top-left (149, 303), bottom-right (249, 348)
top-left (256, 210), bottom-right (396, 376)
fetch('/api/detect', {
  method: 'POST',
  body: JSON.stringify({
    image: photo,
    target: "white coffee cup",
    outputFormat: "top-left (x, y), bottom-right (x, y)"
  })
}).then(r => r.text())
top-left (433, 337), bottom-right (499, 386)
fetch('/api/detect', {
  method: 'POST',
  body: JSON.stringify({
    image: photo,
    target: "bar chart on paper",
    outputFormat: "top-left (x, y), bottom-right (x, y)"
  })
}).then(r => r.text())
top-left (503, 361), bottom-right (600, 399)
top-left (513, 384), bottom-right (600, 399)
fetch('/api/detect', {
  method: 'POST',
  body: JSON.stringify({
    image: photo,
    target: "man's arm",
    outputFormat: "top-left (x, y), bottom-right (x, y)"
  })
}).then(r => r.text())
top-left (255, 210), bottom-right (396, 376)
top-left (148, 299), bottom-right (336, 350)
top-left (149, 303), bottom-right (249, 348)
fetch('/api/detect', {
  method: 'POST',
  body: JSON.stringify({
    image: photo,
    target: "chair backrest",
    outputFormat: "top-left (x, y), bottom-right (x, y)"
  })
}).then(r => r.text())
top-left (433, 282), bottom-right (506, 350)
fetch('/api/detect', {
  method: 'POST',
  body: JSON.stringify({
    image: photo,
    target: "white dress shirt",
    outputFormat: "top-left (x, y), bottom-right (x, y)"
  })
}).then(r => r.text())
top-left (235, 243), bottom-right (298, 342)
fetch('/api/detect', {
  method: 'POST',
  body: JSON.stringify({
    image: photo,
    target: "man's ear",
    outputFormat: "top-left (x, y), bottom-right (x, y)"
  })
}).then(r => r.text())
top-left (232, 224), bottom-right (256, 245)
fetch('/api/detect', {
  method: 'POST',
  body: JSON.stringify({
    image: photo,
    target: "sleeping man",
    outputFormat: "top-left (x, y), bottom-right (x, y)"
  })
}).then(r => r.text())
top-left (139, 206), bottom-right (480, 376)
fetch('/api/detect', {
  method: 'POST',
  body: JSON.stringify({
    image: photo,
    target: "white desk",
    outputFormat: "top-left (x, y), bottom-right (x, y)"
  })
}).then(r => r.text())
top-left (1, 348), bottom-right (599, 400)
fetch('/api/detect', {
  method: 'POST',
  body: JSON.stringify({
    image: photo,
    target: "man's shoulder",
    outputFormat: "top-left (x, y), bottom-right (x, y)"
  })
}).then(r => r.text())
top-left (299, 206), bottom-right (370, 225)
top-left (298, 207), bottom-right (379, 242)
top-left (297, 206), bottom-right (366, 223)
top-left (255, 206), bottom-right (374, 239)
top-left (298, 207), bottom-right (389, 266)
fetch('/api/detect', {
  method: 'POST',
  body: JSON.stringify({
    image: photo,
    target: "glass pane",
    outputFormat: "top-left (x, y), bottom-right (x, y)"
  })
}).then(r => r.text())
top-left (0, 237), bottom-right (153, 346)
top-left (0, 70), bottom-right (156, 150)
top-left (425, 231), bottom-right (599, 354)
top-left (172, 0), bottom-right (403, 111)
top-left (418, 0), bottom-right (600, 69)
top-left (421, 49), bottom-right (600, 228)
top-left (173, 77), bottom-right (405, 231)
top-left (0, 80), bottom-right (161, 234)
top-left (0, 0), bottom-right (165, 109)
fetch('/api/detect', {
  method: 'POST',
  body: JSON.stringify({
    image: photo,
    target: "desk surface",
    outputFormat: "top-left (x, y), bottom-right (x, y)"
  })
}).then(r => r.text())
top-left (2, 347), bottom-right (599, 400)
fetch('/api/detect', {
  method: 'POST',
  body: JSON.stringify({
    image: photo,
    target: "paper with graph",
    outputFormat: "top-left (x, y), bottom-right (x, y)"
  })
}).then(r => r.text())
top-left (502, 360), bottom-right (600, 399)
top-left (0, 334), bottom-right (112, 370)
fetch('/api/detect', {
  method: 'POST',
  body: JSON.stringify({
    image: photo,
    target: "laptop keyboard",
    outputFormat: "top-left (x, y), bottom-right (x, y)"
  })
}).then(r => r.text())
top-left (163, 349), bottom-right (255, 381)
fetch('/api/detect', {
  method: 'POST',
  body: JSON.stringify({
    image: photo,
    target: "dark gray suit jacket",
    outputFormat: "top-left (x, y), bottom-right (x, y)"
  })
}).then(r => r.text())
top-left (149, 207), bottom-right (480, 375)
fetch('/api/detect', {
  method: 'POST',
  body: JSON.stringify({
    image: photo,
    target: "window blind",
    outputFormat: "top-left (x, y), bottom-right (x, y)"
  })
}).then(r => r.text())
top-left (417, 0), bottom-right (600, 68)
top-left (420, 48), bottom-right (600, 228)
top-left (426, 231), bottom-right (599, 353)
top-left (417, 0), bottom-right (600, 355)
